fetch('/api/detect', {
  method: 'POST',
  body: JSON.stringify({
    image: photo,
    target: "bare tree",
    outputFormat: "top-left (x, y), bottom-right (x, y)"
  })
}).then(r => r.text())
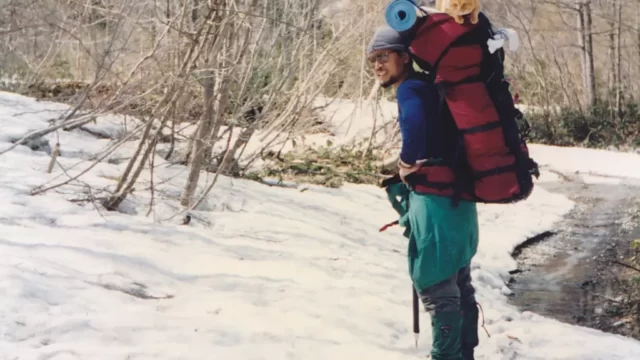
top-left (612, 0), bottom-right (622, 118)
top-left (576, 0), bottom-right (596, 108)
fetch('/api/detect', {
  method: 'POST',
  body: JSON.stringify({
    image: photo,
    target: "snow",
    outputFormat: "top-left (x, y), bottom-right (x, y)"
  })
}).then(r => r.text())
top-left (529, 144), bottom-right (640, 185)
top-left (1, 91), bottom-right (640, 359)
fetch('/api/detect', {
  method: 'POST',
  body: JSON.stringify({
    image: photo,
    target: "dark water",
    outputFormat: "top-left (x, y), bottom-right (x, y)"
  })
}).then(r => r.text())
top-left (507, 177), bottom-right (640, 328)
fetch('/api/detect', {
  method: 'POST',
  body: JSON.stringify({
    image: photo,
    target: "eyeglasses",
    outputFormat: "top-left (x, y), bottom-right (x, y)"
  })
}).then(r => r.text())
top-left (367, 51), bottom-right (395, 66)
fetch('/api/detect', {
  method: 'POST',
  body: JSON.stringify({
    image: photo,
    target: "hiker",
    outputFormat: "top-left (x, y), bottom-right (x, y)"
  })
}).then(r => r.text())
top-left (367, 25), bottom-right (480, 360)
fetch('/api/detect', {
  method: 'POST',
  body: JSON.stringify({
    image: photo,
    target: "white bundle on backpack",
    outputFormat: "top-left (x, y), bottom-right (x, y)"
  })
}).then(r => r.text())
top-left (487, 28), bottom-right (519, 54)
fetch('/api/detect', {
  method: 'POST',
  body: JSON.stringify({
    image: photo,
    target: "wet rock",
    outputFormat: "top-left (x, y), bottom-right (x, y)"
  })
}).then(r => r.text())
top-left (581, 279), bottom-right (594, 288)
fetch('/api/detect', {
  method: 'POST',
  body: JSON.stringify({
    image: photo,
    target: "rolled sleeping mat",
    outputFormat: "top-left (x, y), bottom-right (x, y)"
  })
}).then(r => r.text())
top-left (385, 0), bottom-right (419, 32)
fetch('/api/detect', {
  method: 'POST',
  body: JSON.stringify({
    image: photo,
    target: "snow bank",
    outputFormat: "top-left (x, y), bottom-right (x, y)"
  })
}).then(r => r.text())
top-left (530, 144), bottom-right (640, 184)
top-left (1, 92), bottom-right (640, 359)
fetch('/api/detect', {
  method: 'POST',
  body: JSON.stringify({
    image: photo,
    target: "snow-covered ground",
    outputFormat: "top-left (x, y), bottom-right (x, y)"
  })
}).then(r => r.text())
top-left (1, 91), bottom-right (640, 359)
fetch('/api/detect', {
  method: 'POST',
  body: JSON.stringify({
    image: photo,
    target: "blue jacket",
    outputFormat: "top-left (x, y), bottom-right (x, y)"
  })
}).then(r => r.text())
top-left (396, 76), bottom-right (449, 165)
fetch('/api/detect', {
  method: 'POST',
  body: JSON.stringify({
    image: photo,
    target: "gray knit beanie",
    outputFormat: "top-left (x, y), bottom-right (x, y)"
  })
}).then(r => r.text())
top-left (366, 25), bottom-right (410, 55)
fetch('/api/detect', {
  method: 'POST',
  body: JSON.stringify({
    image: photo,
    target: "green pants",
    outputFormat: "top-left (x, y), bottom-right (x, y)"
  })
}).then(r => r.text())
top-left (405, 192), bottom-right (479, 292)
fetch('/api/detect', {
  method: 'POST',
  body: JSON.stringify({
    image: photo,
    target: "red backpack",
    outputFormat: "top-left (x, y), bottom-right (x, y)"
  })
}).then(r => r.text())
top-left (385, 5), bottom-right (540, 205)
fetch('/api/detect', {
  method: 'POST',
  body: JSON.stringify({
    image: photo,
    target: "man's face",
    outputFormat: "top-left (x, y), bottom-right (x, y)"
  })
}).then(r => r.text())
top-left (368, 49), bottom-right (409, 88)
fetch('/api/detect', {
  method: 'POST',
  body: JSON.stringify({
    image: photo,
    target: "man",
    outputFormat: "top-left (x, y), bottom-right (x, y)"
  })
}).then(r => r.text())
top-left (367, 26), bottom-right (481, 360)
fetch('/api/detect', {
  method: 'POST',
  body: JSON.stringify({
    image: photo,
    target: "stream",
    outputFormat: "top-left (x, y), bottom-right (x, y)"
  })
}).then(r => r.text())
top-left (507, 172), bottom-right (640, 336)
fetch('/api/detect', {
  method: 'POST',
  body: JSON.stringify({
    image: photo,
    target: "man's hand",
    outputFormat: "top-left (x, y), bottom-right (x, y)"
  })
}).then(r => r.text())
top-left (399, 159), bottom-right (426, 184)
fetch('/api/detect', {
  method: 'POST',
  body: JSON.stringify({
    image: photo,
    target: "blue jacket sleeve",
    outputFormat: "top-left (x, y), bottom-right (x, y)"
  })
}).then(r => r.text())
top-left (396, 83), bottom-right (431, 165)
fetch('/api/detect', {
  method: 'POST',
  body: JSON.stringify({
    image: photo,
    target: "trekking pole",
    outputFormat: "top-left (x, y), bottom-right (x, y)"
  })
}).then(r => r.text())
top-left (412, 285), bottom-right (419, 348)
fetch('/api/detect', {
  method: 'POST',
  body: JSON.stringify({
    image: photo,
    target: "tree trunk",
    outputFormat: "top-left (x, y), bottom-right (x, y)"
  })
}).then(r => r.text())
top-left (180, 75), bottom-right (216, 207)
top-left (608, 3), bottom-right (615, 91)
top-left (577, 1), bottom-right (587, 110)
top-left (179, 0), bottom-right (227, 207)
top-left (577, 1), bottom-right (596, 109)
top-left (584, 1), bottom-right (596, 108)
top-left (637, 4), bottom-right (640, 98)
top-left (613, 0), bottom-right (622, 119)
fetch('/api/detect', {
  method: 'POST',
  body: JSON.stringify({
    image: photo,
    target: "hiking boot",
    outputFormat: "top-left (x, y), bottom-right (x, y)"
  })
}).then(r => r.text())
top-left (461, 302), bottom-right (479, 360)
top-left (430, 311), bottom-right (463, 360)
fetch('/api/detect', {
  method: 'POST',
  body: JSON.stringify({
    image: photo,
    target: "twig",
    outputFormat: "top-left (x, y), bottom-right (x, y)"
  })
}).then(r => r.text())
top-left (613, 260), bottom-right (640, 273)
top-left (146, 140), bottom-right (157, 217)
top-left (477, 302), bottom-right (491, 338)
top-left (47, 142), bottom-right (61, 173)
top-left (86, 185), bottom-right (106, 220)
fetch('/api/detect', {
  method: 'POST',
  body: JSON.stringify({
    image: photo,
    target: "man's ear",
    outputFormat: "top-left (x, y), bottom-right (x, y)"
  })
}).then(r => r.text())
top-left (401, 51), bottom-right (411, 65)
